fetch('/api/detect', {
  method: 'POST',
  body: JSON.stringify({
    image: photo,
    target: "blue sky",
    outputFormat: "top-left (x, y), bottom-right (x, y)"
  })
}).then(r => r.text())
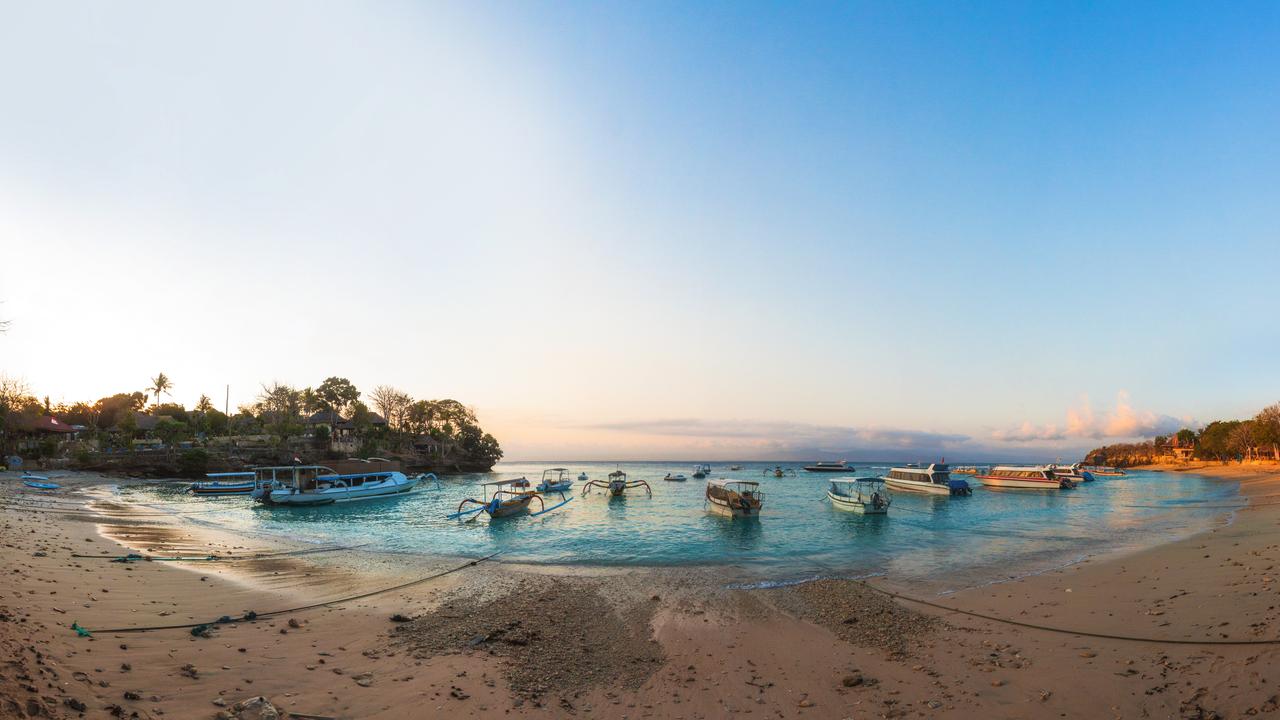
top-left (1, 2), bottom-right (1277, 460)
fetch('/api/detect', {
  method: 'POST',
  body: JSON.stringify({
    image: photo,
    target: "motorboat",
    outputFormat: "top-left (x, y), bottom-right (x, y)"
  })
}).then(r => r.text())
top-left (1082, 465), bottom-right (1126, 477)
top-left (976, 465), bottom-right (1074, 490)
top-left (692, 464), bottom-right (711, 479)
top-left (803, 461), bottom-right (851, 473)
top-left (1049, 463), bottom-right (1094, 483)
top-left (536, 468), bottom-right (575, 493)
top-left (827, 478), bottom-right (891, 514)
top-left (253, 465), bottom-right (419, 506)
top-left (705, 479), bottom-right (764, 518)
top-left (883, 463), bottom-right (971, 496)
top-left (190, 471), bottom-right (256, 496)
top-left (664, 472), bottom-right (688, 482)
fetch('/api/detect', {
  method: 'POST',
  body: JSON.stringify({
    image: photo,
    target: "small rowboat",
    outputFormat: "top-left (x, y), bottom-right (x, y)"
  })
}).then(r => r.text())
top-left (190, 472), bottom-right (256, 496)
top-left (827, 477), bottom-right (890, 514)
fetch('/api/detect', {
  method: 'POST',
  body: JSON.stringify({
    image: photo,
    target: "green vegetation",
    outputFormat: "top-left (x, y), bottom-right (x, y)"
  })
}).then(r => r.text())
top-left (1086, 401), bottom-right (1280, 467)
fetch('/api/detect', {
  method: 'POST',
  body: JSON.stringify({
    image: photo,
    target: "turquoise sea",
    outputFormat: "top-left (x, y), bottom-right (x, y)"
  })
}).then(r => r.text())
top-left (118, 462), bottom-right (1241, 590)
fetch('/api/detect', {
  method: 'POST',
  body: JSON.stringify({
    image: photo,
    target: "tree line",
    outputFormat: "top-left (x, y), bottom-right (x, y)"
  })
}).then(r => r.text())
top-left (1086, 401), bottom-right (1280, 467)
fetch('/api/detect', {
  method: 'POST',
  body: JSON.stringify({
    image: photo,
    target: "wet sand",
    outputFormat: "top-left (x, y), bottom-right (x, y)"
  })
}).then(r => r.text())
top-left (2, 462), bottom-right (1279, 719)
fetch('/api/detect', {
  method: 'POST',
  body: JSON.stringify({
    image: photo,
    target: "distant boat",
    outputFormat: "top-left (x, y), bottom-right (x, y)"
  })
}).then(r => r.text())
top-left (883, 463), bottom-right (971, 496)
top-left (1049, 463), bottom-right (1094, 483)
top-left (582, 470), bottom-right (651, 497)
top-left (1082, 465), bottom-right (1126, 477)
top-left (254, 465), bottom-right (418, 506)
top-left (705, 479), bottom-right (764, 518)
top-left (190, 472), bottom-right (256, 496)
top-left (664, 472), bottom-right (688, 482)
top-left (763, 466), bottom-right (796, 478)
top-left (728, 465), bottom-right (743, 471)
top-left (976, 465), bottom-right (1073, 490)
top-left (535, 468), bottom-right (574, 493)
top-left (692, 464), bottom-right (711, 479)
top-left (827, 477), bottom-right (891, 514)
top-left (803, 461), bottom-right (850, 473)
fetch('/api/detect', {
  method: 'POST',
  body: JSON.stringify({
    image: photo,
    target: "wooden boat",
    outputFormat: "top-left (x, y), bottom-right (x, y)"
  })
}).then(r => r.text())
top-left (449, 478), bottom-right (570, 520)
top-left (827, 478), bottom-right (891, 514)
top-left (763, 466), bottom-right (796, 478)
top-left (883, 463), bottom-right (971, 496)
top-left (705, 479), bottom-right (764, 518)
top-left (975, 465), bottom-right (1073, 490)
top-left (1049, 463), bottom-right (1094, 483)
top-left (803, 461), bottom-right (850, 473)
top-left (664, 472), bottom-right (688, 482)
top-left (692, 464), bottom-right (711, 479)
top-left (254, 465), bottom-right (419, 506)
top-left (190, 472), bottom-right (256, 495)
top-left (582, 470), bottom-right (651, 497)
top-left (535, 468), bottom-right (575, 493)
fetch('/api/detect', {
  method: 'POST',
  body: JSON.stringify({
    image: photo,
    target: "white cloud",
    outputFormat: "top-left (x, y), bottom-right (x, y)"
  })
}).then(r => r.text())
top-left (993, 392), bottom-right (1191, 443)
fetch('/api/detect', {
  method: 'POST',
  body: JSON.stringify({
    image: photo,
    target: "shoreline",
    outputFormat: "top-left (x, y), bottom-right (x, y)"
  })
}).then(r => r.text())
top-left (3, 463), bottom-right (1279, 718)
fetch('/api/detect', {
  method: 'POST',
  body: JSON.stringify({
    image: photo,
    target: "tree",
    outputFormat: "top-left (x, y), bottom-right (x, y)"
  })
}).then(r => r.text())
top-left (315, 377), bottom-right (360, 415)
top-left (1253, 403), bottom-right (1280, 461)
top-left (154, 417), bottom-right (189, 448)
top-left (1197, 421), bottom-right (1242, 460)
top-left (256, 382), bottom-right (303, 443)
top-left (94, 392), bottom-right (148, 429)
top-left (1228, 421), bottom-right (1256, 461)
top-left (149, 373), bottom-right (173, 407)
top-left (370, 385), bottom-right (412, 433)
top-left (195, 395), bottom-right (215, 414)
top-left (1175, 428), bottom-right (1197, 447)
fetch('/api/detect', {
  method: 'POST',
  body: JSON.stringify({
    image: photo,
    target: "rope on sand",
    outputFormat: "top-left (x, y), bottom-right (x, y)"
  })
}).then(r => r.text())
top-left (861, 581), bottom-right (1280, 646)
top-left (69, 542), bottom-right (374, 563)
top-left (74, 551), bottom-right (502, 636)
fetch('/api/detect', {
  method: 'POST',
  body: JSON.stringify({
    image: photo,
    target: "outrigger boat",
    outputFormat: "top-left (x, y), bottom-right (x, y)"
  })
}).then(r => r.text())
top-left (190, 471), bottom-right (256, 496)
top-left (883, 463), bottom-right (971, 496)
top-left (827, 477), bottom-right (891, 514)
top-left (803, 461), bottom-right (850, 473)
top-left (253, 465), bottom-right (421, 506)
top-left (449, 478), bottom-right (571, 521)
top-left (975, 465), bottom-right (1074, 490)
top-left (535, 468), bottom-right (575, 493)
top-left (692, 464), bottom-right (711, 479)
top-left (705, 479), bottom-right (764, 518)
top-left (582, 470), bottom-right (651, 497)
top-left (664, 472), bottom-right (688, 482)
top-left (1049, 463), bottom-right (1094, 483)
top-left (763, 466), bottom-right (796, 478)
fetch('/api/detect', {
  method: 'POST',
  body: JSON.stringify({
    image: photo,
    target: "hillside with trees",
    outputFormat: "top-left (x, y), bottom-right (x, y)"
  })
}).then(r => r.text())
top-left (1085, 402), bottom-right (1280, 468)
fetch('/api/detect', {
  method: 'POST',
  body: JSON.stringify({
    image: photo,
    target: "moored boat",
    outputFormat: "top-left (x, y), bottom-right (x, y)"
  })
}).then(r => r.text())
top-left (536, 468), bottom-right (575, 493)
top-left (254, 465), bottom-right (419, 506)
top-left (692, 464), bottom-right (711, 479)
top-left (803, 461), bottom-right (850, 473)
top-left (763, 466), bottom-right (796, 478)
top-left (1049, 463), bottom-right (1094, 483)
top-left (827, 477), bottom-right (891, 514)
top-left (450, 477), bottom-right (570, 520)
top-left (705, 479), bottom-right (765, 518)
top-left (190, 472), bottom-right (256, 496)
top-left (664, 472), bottom-right (688, 482)
top-left (582, 470), bottom-right (651, 497)
top-left (975, 465), bottom-right (1073, 490)
top-left (883, 463), bottom-right (971, 496)
top-left (1082, 465), bottom-right (1126, 477)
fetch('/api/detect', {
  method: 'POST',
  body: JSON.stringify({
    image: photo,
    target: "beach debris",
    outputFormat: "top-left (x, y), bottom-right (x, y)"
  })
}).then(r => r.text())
top-left (63, 697), bottom-right (87, 712)
top-left (228, 695), bottom-right (281, 720)
top-left (353, 672), bottom-right (374, 688)
top-left (389, 613), bottom-right (412, 622)
top-left (191, 624), bottom-right (214, 638)
top-left (841, 674), bottom-right (865, 687)
top-left (180, 663), bottom-right (199, 679)
top-left (122, 690), bottom-right (141, 700)
top-left (287, 617), bottom-right (302, 629)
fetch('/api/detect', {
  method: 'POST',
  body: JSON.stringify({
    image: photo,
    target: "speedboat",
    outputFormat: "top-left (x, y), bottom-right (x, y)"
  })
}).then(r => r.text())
top-left (664, 472), bottom-right (688, 482)
top-left (827, 478), bottom-right (891, 514)
top-left (254, 465), bottom-right (418, 506)
top-left (1049, 463), bottom-right (1094, 483)
top-left (536, 468), bottom-right (574, 493)
top-left (692, 464), bottom-right (711, 479)
top-left (190, 472), bottom-right (256, 496)
top-left (803, 461), bottom-right (851, 473)
top-left (883, 463), bottom-right (971, 496)
top-left (705, 479), bottom-right (764, 518)
top-left (976, 465), bottom-right (1073, 490)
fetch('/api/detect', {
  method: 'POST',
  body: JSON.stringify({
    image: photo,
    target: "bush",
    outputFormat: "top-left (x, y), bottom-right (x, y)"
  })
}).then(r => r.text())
top-left (177, 449), bottom-right (209, 478)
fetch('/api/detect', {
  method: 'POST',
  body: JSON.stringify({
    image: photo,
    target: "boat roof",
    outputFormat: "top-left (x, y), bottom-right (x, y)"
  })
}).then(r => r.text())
top-left (708, 478), bottom-right (759, 488)
top-left (254, 465), bottom-right (336, 472)
top-left (484, 477), bottom-right (531, 486)
top-left (545, 467), bottom-right (569, 472)
top-left (608, 470), bottom-right (627, 477)
top-left (829, 477), bottom-right (881, 484)
top-left (206, 471), bottom-right (255, 478)
top-left (992, 464), bottom-right (1052, 471)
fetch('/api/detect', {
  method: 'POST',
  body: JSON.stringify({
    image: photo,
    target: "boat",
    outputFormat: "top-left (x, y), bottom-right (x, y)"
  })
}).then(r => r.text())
top-left (449, 478), bottom-right (570, 520)
top-left (1082, 465), bottom-right (1126, 477)
top-left (975, 465), bottom-right (1073, 490)
top-left (253, 465), bottom-right (419, 506)
top-left (190, 471), bottom-right (257, 496)
top-left (20, 473), bottom-right (51, 482)
top-left (535, 468), bottom-right (575, 493)
top-left (582, 470), bottom-right (651, 497)
top-left (23, 478), bottom-right (60, 490)
top-left (763, 466), bottom-right (796, 478)
top-left (951, 466), bottom-right (980, 475)
top-left (705, 479), bottom-right (764, 518)
top-left (827, 477), bottom-right (891, 514)
top-left (728, 465), bottom-right (743, 471)
top-left (883, 463), bottom-right (971, 496)
top-left (803, 461), bottom-right (851, 473)
top-left (664, 472), bottom-right (688, 482)
top-left (1049, 463), bottom-right (1094, 483)
top-left (692, 464), bottom-right (711, 479)
top-left (578, 472), bottom-right (589, 483)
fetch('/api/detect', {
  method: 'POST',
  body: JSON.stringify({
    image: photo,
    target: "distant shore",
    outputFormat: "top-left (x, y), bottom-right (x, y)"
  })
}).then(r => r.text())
top-left (3, 462), bottom-right (1279, 718)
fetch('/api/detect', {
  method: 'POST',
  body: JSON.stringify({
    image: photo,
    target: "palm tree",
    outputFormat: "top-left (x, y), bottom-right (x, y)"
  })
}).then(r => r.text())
top-left (150, 373), bottom-right (173, 408)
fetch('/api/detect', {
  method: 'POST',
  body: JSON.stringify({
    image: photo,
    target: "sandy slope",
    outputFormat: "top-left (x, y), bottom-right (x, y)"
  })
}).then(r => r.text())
top-left (2, 463), bottom-right (1278, 719)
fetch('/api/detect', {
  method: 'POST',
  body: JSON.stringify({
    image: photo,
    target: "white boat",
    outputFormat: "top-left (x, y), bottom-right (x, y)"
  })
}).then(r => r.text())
top-left (254, 465), bottom-right (418, 506)
top-left (976, 465), bottom-right (1073, 490)
top-left (664, 472), bottom-right (688, 482)
top-left (705, 479), bottom-right (764, 518)
top-left (803, 461), bottom-right (851, 473)
top-left (883, 463), bottom-right (971, 496)
top-left (827, 478), bottom-right (891, 514)
top-left (1049, 463), bottom-right (1094, 482)
top-left (190, 471), bottom-right (256, 496)
top-left (536, 468), bottom-right (574, 493)
top-left (692, 464), bottom-right (711, 479)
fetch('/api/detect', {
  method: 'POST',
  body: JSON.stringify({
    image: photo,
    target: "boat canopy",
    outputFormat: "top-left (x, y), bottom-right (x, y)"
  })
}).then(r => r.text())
top-left (828, 477), bottom-right (881, 485)
top-left (708, 478), bottom-right (759, 488)
top-left (484, 478), bottom-right (530, 486)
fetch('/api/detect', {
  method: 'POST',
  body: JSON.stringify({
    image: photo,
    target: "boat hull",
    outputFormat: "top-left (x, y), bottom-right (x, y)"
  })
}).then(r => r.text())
top-left (264, 474), bottom-right (418, 506)
top-left (536, 482), bottom-right (572, 493)
top-left (489, 495), bottom-right (535, 518)
top-left (803, 466), bottom-right (849, 473)
top-left (706, 498), bottom-right (760, 518)
top-left (190, 483), bottom-right (255, 495)
top-left (884, 477), bottom-right (952, 495)
top-left (976, 475), bottom-right (1071, 490)
top-left (827, 490), bottom-right (888, 514)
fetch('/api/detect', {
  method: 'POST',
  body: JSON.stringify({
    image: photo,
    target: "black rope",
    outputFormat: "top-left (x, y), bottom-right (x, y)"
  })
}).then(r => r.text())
top-left (79, 552), bottom-right (500, 635)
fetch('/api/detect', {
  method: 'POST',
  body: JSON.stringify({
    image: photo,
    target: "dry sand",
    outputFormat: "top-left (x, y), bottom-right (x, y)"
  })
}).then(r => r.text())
top-left (2, 462), bottom-right (1279, 719)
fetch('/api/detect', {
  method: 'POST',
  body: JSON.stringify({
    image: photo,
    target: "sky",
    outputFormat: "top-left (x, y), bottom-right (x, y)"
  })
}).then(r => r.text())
top-left (1, 1), bottom-right (1278, 461)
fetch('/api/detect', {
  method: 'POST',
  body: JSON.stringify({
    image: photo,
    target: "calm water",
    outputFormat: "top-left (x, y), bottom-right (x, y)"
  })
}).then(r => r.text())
top-left (117, 462), bottom-right (1240, 589)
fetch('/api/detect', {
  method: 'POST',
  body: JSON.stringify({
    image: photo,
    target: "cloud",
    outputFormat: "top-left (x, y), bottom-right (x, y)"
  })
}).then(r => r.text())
top-left (993, 392), bottom-right (1191, 443)
top-left (583, 418), bottom-right (970, 453)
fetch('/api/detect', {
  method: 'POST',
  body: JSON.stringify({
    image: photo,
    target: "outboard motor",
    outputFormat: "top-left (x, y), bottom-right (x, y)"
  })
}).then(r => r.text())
top-left (948, 479), bottom-right (972, 496)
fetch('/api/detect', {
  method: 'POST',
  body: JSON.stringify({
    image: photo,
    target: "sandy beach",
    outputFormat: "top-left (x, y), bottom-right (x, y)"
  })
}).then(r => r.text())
top-left (4, 463), bottom-right (1280, 719)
